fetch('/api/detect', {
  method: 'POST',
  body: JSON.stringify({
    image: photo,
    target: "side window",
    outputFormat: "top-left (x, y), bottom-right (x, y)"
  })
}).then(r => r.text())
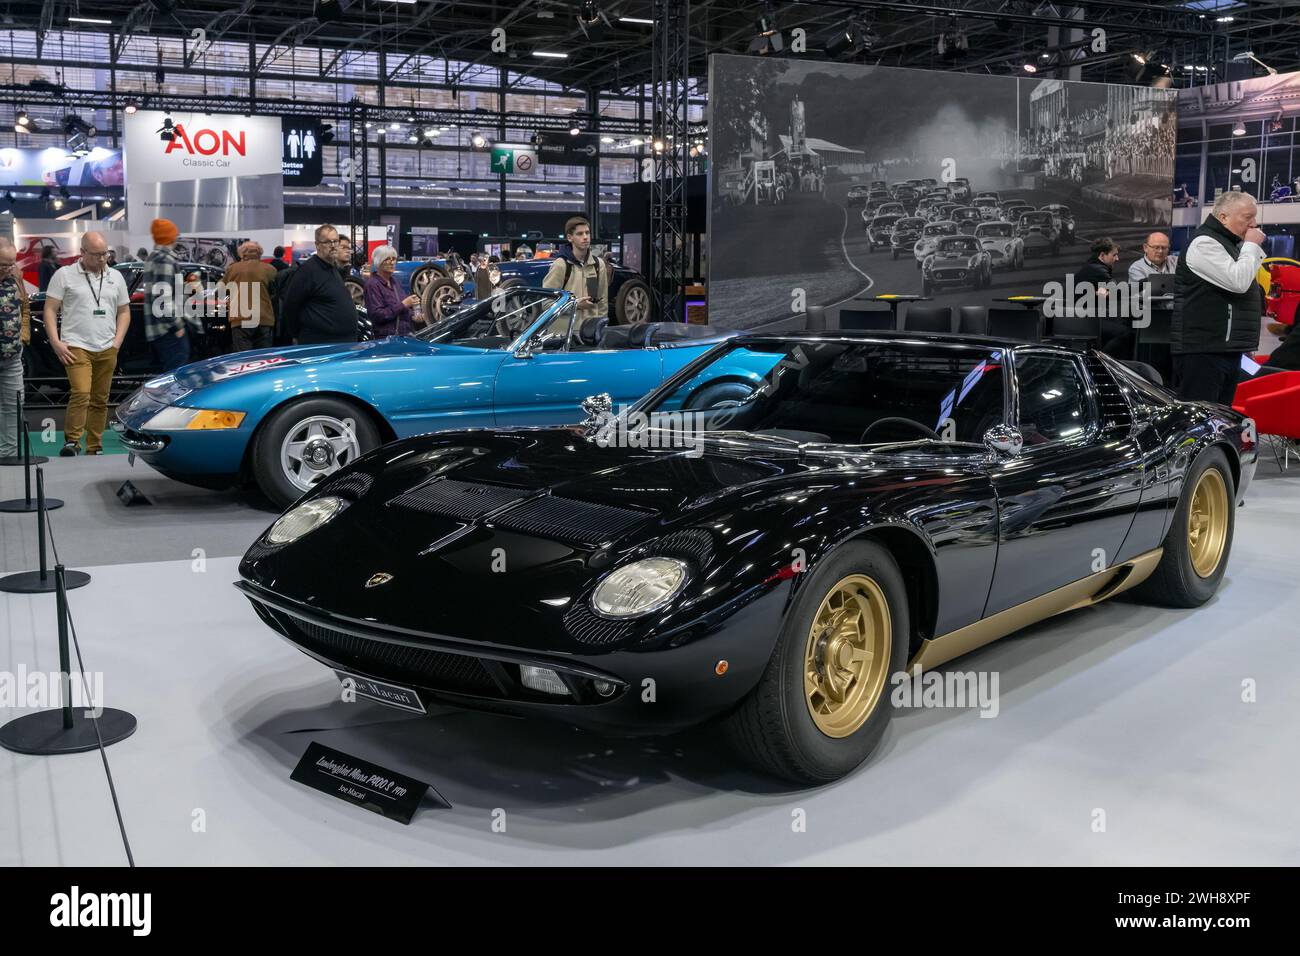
top-left (1015, 353), bottom-right (1091, 446)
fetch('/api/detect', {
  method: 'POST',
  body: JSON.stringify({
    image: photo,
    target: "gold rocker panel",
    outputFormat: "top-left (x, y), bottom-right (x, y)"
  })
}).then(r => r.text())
top-left (907, 548), bottom-right (1164, 674)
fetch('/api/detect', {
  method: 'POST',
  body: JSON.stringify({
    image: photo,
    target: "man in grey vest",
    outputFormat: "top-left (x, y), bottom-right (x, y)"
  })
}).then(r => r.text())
top-left (1172, 191), bottom-right (1266, 405)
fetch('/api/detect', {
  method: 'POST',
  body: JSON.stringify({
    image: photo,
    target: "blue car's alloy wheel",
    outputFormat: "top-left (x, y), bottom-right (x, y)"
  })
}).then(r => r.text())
top-left (252, 397), bottom-right (382, 508)
top-left (280, 415), bottom-right (363, 494)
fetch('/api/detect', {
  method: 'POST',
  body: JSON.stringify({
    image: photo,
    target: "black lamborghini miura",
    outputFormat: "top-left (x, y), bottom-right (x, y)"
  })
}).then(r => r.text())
top-left (237, 331), bottom-right (1256, 783)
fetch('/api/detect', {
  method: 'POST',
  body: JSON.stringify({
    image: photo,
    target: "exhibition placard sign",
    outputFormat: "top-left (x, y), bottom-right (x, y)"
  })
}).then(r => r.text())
top-left (124, 110), bottom-right (284, 235)
top-left (290, 741), bottom-right (447, 824)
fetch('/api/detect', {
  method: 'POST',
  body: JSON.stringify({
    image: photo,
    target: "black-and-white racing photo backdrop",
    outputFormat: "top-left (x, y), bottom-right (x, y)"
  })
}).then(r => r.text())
top-left (707, 54), bottom-right (1176, 329)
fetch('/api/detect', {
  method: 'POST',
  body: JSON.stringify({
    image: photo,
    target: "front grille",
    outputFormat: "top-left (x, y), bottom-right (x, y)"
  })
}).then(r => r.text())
top-left (491, 495), bottom-right (651, 545)
top-left (388, 478), bottom-right (528, 518)
top-left (282, 614), bottom-right (500, 696)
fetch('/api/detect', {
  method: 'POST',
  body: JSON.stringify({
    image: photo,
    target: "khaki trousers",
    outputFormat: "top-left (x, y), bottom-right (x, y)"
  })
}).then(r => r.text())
top-left (65, 346), bottom-right (118, 453)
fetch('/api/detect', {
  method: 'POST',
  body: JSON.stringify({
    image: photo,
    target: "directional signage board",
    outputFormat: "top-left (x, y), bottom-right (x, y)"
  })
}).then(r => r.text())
top-left (490, 145), bottom-right (538, 176)
top-left (533, 131), bottom-right (600, 166)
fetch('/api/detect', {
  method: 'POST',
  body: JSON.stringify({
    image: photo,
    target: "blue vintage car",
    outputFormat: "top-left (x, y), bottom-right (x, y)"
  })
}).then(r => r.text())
top-left (112, 289), bottom-right (730, 508)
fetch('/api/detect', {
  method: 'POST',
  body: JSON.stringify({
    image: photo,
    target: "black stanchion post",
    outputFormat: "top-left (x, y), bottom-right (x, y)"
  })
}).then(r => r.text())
top-left (0, 424), bottom-right (63, 512)
top-left (0, 562), bottom-right (137, 755)
top-left (0, 467), bottom-right (88, 593)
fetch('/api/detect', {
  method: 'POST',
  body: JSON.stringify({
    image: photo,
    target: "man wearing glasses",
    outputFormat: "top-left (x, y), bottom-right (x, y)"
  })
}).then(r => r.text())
top-left (43, 232), bottom-right (131, 456)
top-left (279, 224), bottom-right (358, 345)
top-left (0, 238), bottom-right (30, 459)
top-left (1127, 231), bottom-right (1177, 282)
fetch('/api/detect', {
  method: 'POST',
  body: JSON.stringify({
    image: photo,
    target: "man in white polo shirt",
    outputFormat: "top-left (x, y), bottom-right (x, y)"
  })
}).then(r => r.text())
top-left (43, 232), bottom-right (131, 456)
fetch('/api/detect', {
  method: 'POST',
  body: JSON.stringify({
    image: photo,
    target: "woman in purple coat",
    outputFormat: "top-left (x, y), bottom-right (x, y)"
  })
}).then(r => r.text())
top-left (363, 245), bottom-right (420, 337)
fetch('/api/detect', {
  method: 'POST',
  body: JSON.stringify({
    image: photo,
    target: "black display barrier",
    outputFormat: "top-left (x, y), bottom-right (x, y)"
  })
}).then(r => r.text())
top-left (0, 867), bottom-right (1286, 938)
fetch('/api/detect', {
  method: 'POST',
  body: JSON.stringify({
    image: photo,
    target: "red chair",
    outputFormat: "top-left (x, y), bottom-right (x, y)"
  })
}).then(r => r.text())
top-left (1233, 370), bottom-right (1300, 469)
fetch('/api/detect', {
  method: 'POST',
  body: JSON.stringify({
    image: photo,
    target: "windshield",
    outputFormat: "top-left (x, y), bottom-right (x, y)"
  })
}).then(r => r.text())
top-left (871, 215), bottom-right (902, 228)
top-left (924, 222), bottom-right (957, 236)
top-left (894, 218), bottom-right (924, 231)
top-left (413, 289), bottom-right (559, 348)
top-left (973, 198), bottom-right (997, 207)
top-left (640, 339), bottom-right (1006, 449)
top-left (977, 223), bottom-right (1015, 238)
top-left (937, 238), bottom-right (980, 255)
top-left (1021, 213), bottom-right (1052, 225)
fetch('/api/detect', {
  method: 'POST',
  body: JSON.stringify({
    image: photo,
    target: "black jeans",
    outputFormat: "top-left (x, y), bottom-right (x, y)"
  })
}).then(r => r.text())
top-left (232, 325), bottom-right (273, 353)
top-left (1173, 352), bottom-right (1240, 405)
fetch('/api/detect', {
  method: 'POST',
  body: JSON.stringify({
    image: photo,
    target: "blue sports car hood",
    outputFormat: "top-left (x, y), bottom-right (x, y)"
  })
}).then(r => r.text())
top-left (170, 337), bottom-right (440, 390)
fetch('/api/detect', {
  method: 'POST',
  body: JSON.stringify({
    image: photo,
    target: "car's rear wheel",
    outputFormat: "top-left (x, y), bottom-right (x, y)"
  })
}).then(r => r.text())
top-left (615, 277), bottom-right (652, 325)
top-left (343, 277), bottom-right (365, 309)
top-left (1130, 447), bottom-right (1235, 607)
top-left (723, 541), bottom-right (908, 783)
top-left (251, 397), bottom-right (381, 509)
top-left (410, 266), bottom-right (444, 298)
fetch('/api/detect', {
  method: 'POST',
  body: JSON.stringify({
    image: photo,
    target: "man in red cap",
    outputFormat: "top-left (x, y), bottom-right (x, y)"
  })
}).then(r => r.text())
top-left (142, 217), bottom-right (198, 371)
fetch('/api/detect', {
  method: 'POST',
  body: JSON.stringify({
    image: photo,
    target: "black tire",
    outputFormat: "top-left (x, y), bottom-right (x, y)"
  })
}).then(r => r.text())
top-left (1129, 446), bottom-right (1235, 608)
top-left (251, 397), bottom-right (382, 510)
top-left (723, 540), bottom-right (909, 784)
top-left (685, 379), bottom-right (755, 410)
top-left (343, 277), bottom-right (365, 310)
top-left (614, 277), bottom-right (652, 325)
top-left (420, 276), bottom-right (464, 322)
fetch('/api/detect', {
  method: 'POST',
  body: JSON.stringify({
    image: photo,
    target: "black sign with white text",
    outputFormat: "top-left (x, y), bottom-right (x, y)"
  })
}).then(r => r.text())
top-left (290, 741), bottom-right (446, 824)
top-left (281, 117), bottom-right (323, 187)
top-left (533, 130), bottom-right (601, 166)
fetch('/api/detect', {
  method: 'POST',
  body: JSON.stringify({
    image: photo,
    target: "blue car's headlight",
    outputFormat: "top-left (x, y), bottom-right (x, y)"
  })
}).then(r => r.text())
top-left (143, 373), bottom-right (192, 404)
top-left (265, 496), bottom-right (347, 546)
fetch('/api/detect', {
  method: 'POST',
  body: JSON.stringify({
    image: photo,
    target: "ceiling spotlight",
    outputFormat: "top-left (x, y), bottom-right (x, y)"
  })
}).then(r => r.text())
top-left (749, 7), bottom-right (784, 55)
top-left (471, 132), bottom-right (487, 148)
top-left (937, 17), bottom-right (969, 60)
top-left (653, 139), bottom-right (664, 152)
top-left (408, 132), bottom-right (418, 142)
top-left (15, 109), bottom-right (29, 127)
top-left (576, 2), bottom-right (611, 41)
top-left (600, 135), bottom-right (614, 144)
top-left (1233, 120), bottom-right (1247, 136)
top-left (1023, 62), bottom-right (1038, 73)
top-left (630, 137), bottom-right (644, 147)
top-left (124, 98), bottom-right (139, 114)
top-left (377, 127), bottom-right (387, 136)
top-left (569, 125), bottom-right (580, 135)
top-left (389, 121), bottom-right (400, 130)
top-left (824, 20), bottom-right (877, 58)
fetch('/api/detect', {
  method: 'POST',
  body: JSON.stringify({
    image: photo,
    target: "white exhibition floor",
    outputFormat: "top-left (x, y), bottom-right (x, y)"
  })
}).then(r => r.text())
top-left (1, 455), bottom-right (1298, 866)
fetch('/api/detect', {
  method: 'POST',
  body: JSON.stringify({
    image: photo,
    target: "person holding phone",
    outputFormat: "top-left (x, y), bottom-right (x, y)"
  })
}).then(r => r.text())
top-left (542, 216), bottom-right (610, 326)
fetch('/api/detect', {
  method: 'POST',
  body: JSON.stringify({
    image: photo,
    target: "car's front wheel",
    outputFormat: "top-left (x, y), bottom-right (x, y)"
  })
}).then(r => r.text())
top-left (724, 541), bottom-right (909, 783)
top-left (251, 397), bottom-right (381, 509)
top-left (1131, 446), bottom-right (1235, 607)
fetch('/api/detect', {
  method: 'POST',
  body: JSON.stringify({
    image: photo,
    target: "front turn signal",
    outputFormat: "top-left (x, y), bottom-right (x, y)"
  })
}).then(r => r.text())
top-left (185, 410), bottom-right (246, 430)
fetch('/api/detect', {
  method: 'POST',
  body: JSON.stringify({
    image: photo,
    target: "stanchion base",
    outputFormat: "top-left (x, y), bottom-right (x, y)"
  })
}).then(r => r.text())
top-left (0, 455), bottom-right (49, 466)
top-left (0, 708), bottom-right (137, 755)
top-left (0, 497), bottom-right (63, 513)
top-left (0, 568), bottom-right (90, 593)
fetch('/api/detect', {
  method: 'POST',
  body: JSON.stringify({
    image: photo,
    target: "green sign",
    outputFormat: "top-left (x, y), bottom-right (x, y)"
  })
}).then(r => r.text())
top-left (490, 146), bottom-right (514, 174)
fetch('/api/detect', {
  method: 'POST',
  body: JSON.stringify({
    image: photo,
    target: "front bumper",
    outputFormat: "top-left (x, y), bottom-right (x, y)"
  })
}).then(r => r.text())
top-left (112, 387), bottom-right (250, 481)
top-left (236, 577), bottom-right (788, 736)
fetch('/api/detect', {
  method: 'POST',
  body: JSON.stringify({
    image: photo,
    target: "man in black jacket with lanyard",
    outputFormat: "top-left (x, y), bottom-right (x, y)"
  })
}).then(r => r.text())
top-left (279, 224), bottom-right (358, 345)
top-left (1172, 191), bottom-right (1266, 404)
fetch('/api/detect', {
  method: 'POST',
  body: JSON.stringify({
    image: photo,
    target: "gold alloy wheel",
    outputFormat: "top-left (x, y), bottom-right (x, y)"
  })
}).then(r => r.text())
top-left (1187, 467), bottom-right (1229, 578)
top-left (803, 574), bottom-right (892, 738)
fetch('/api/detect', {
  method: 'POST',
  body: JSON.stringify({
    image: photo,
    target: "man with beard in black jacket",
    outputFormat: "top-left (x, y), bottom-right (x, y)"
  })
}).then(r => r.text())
top-left (279, 224), bottom-right (358, 345)
top-left (1073, 237), bottom-right (1130, 354)
top-left (1172, 191), bottom-right (1266, 404)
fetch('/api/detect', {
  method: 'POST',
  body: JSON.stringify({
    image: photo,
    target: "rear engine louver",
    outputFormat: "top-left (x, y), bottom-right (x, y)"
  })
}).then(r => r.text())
top-left (490, 495), bottom-right (651, 546)
top-left (388, 478), bottom-right (529, 519)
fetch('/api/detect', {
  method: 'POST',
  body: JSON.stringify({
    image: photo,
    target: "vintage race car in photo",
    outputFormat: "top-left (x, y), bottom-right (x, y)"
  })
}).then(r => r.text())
top-left (972, 196), bottom-right (1002, 220)
top-left (929, 201), bottom-right (960, 223)
top-left (1017, 210), bottom-right (1062, 257)
top-left (952, 206), bottom-right (984, 235)
top-left (1040, 203), bottom-right (1077, 243)
top-left (921, 235), bottom-right (993, 293)
top-left (974, 221), bottom-right (1026, 270)
top-left (237, 332), bottom-right (1255, 784)
top-left (1000, 200), bottom-right (1033, 223)
top-left (947, 177), bottom-right (972, 201)
top-left (890, 185), bottom-right (920, 213)
top-left (845, 183), bottom-right (874, 206)
top-left (113, 290), bottom-right (724, 508)
top-left (913, 220), bottom-right (959, 265)
top-left (866, 213), bottom-right (903, 251)
top-left (890, 216), bottom-right (926, 259)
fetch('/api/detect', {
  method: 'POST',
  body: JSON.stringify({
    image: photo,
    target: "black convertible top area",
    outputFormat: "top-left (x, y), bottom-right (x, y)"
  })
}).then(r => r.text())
top-left (733, 328), bottom-right (1038, 351)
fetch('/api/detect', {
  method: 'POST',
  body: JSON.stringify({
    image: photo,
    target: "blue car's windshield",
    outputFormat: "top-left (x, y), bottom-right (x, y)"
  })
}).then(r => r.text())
top-left (413, 289), bottom-right (558, 348)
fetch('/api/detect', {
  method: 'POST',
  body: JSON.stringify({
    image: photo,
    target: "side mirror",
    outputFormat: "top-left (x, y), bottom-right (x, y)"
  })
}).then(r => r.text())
top-left (581, 392), bottom-right (613, 426)
top-left (983, 424), bottom-right (1023, 458)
